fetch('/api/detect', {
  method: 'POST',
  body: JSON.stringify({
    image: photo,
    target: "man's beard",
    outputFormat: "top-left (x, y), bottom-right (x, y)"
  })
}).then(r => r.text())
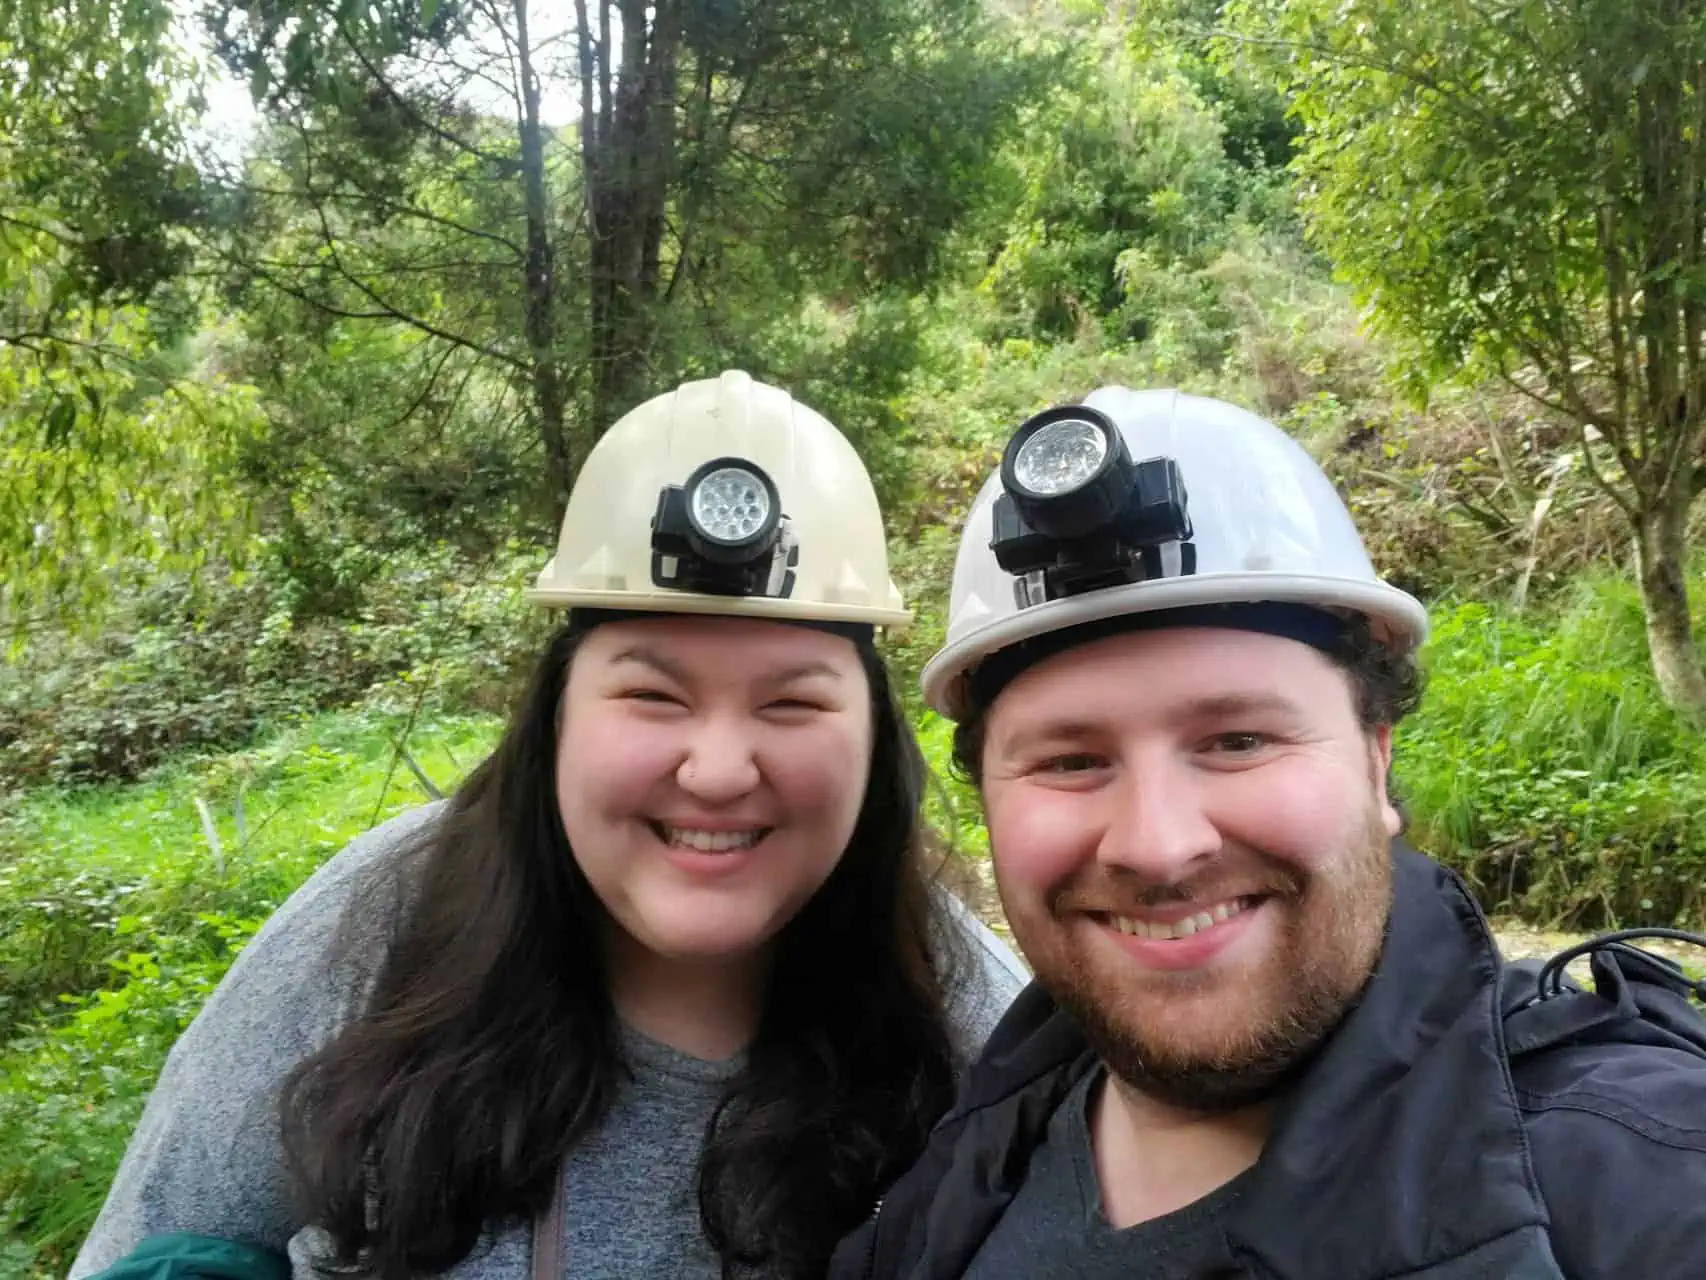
top-left (1008, 805), bottom-right (1394, 1115)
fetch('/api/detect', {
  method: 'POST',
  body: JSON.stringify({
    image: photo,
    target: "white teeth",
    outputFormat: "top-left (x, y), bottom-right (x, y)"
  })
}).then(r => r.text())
top-left (1109, 898), bottom-right (1251, 941)
top-left (664, 827), bottom-right (762, 853)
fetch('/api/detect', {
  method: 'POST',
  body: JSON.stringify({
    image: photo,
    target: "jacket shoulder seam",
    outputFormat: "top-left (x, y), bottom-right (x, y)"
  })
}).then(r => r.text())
top-left (1517, 1087), bottom-right (1706, 1150)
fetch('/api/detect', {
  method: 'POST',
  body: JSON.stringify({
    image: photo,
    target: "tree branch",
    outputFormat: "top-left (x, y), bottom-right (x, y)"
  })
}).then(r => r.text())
top-left (331, 17), bottom-right (518, 172)
top-left (308, 199), bottom-right (523, 369)
top-left (233, 181), bottom-right (526, 257)
top-left (214, 240), bottom-right (525, 370)
top-left (1573, 418), bottom-right (1638, 522)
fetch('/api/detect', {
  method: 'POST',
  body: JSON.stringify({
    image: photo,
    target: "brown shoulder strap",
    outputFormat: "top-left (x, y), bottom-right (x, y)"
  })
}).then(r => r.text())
top-left (531, 1168), bottom-right (565, 1280)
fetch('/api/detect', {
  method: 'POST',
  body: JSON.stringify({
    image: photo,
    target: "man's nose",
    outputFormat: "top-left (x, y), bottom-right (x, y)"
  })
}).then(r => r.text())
top-left (1094, 755), bottom-right (1221, 883)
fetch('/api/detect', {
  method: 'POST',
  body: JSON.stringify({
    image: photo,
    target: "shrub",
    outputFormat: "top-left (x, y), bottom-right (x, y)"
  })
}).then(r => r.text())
top-left (0, 710), bottom-right (501, 1275)
top-left (0, 543), bottom-right (546, 790)
top-left (0, 914), bottom-right (261, 1277)
top-left (1400, 579), bottom-right (1706, 928)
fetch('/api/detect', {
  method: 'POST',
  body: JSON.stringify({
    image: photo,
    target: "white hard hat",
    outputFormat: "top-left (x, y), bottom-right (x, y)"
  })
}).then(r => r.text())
top-left (526, 370), bottom-right (911, 630)
top-left (920, 387), bottom-right (1427, 719)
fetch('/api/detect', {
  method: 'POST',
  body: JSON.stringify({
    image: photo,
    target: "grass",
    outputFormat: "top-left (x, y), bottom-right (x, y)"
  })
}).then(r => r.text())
top-left (1400, 570), bottom-right (1706, 927)
top-left (0, 708), bottom-right (502, 1278)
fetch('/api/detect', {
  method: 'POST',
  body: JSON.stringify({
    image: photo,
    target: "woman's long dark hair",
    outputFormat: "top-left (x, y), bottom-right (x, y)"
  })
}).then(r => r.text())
top-left (280, 617), bottom-right (966, 1279)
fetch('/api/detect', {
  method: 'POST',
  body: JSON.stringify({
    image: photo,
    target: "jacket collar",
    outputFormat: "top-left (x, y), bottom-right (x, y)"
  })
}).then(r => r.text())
top-left (1223, 842), bottom-right (1550, 1276)
top-left (947, 842), bottom-right (1552, 1278)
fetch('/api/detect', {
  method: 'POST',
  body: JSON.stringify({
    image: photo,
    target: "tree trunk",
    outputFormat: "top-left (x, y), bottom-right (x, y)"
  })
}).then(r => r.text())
top-left (582, 0), bottom-right (677, 437)
top-left (1632, 478), bottom-right (1706, 727)
top-left (512, 0), bottom-right (572, 525)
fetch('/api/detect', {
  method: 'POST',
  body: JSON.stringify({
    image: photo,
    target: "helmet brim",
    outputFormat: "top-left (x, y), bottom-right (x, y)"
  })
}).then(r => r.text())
top-left (921, 571), bottom-right (1427, 720)
top-left (525, 584), bottom-right (913, 632)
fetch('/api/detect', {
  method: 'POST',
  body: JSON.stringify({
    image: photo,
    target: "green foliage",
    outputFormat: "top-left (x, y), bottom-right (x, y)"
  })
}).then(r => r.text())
top-left (0, 915), bottom-right (259, 1275)
top-left (0, 2), bottom-right (263, 632)
top-left (0, 709), bottom-right (500, 1274)
top-left (694, 0), bottom-right (1047, 295)
top-left (1231, 0), bottom-right (1706, 717)
top-left (0, 221), bottom-right (266, 631)
top-left (915, 709), bottom-right (987, 859)
top-left (0, 543), bottom-right (545, 789)
top-left (1230, 0), bottom-right (1700, 387)
top-left (974, 13), bottom-right (1290, 348)
top-left (1, 0), bottom-right (206, 303)
top-left (1402, 573), bottom-right (1706, 927)
top-left (227, 304), bottom-right (540, 607)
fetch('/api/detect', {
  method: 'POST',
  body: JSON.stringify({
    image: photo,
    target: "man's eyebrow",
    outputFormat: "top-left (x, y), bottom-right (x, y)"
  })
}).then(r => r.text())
top-left (1181, 692), bottom-right (1306, 720)
top-left (990, 718), bottom-right (1106, 754)
top-left (991, 693), bottom-right (1306, 753)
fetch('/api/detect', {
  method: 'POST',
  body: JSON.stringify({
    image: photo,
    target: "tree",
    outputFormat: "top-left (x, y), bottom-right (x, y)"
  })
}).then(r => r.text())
top-left (1, 0), bottom-right (262, 633)
top-left (1230, 0), bottom-right (1706, 724)
top-left (204, 0), bottom-right (1035, 523)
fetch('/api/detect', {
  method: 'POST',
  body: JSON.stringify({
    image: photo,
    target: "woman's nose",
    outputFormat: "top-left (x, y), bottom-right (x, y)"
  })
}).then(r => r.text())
top-left (675, 718), bottom-right (762, 802)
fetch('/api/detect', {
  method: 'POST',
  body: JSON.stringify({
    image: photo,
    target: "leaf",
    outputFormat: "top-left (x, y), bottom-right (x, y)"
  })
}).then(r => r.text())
top-left (285, 29), bottom-right (316, 83)
top-left (420, 0), bottom-right (440, 28)
top-left (44, 398), bottom-right (77, 449)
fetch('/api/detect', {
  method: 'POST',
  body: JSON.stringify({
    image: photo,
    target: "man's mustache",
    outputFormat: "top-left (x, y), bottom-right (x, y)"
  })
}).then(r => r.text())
top-left (1048, 860), bottom-right (1307, 916)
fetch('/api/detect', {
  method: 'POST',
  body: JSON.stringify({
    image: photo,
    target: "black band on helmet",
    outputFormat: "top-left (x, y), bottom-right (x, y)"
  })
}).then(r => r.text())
top-left (568, 607), bottom-right (876, 649)
top-left (965, 601), bottom-right (1352, 712)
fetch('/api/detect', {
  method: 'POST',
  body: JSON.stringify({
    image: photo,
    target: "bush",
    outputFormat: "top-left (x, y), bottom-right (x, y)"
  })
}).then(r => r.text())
top-left (0, 543), bottom-right (547, 790)
top-left (0, 710), bottom-right (501, 1275)
top-left (0, 914), bottom-right (261, 1277)
top-left (1400, 577), bottom-right (1706, 928)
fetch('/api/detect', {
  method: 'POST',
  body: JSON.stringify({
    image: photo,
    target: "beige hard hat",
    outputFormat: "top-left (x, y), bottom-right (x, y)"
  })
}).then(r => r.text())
top-left (526, 370), bottom-right (911, 630)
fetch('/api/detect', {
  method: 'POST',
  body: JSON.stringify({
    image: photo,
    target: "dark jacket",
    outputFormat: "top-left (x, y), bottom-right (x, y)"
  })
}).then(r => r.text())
top-left (829, 843), bottom-right (1706, 1279)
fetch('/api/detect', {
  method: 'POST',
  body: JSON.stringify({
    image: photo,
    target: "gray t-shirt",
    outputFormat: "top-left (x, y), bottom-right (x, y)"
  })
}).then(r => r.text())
top-left (69, 803), bottom-right (1030, 1280)
top-left (964, 1067), bottom-right (1251, 1280)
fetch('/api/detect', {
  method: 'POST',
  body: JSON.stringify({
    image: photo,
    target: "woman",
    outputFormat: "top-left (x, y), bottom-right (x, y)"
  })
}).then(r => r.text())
top-left (71, 372), bottom-right (1028, 1280)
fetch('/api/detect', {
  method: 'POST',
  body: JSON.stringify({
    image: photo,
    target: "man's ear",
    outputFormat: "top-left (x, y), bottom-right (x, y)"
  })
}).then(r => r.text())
top-left (1369, 724), bottom-right (1401, 837)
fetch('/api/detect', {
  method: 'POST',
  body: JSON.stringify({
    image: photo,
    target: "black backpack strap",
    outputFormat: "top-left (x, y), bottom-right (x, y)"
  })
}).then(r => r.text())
top-left (1533, 928), bottom-right (1706, 1004)
top-left (1501, 928), bottom-right (1706, 1060)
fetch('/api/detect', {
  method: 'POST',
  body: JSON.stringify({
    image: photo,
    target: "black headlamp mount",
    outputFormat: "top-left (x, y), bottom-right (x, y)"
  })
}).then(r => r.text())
top-left (651, 456), bottom-right (799, 598)
top-left (989, 404), bottom-right (1196, 608)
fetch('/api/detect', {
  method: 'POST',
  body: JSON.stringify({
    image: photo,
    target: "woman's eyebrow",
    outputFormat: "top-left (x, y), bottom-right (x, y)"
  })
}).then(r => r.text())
top-left (608, 646), bottom-right (691, 684)
top-left (609, 650), bottom-right (845, 688)
top-left (760, 661), bottom-right (845, 687)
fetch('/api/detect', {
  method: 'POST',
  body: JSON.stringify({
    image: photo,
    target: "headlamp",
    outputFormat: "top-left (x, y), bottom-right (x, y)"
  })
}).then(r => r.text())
top-left (989, 403), bottom-right (1194, 605)
top-left (652, 457), bottom-right (797, 597)
top-left (686, 462), bottom-right (777, 561)
top-left (1000, 407), bottom-right (1132, 538)
top-left (1012, 415), bottom-right (1110, 497)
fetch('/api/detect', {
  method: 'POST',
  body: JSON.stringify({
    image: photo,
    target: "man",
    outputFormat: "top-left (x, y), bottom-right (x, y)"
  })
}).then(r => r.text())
top-left (829, 388), bottom-right (1706, 1279)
